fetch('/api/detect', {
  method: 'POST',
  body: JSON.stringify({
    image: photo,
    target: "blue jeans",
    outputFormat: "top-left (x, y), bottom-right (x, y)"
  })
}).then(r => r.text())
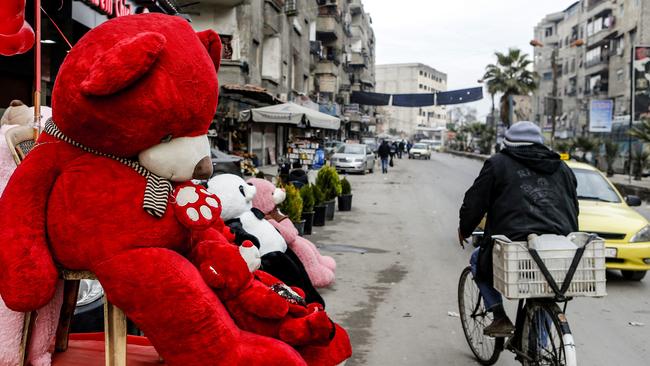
top-left (470, 248), bottom-right (502, 310)
top-left (381, 158), bottom-right (388, 173)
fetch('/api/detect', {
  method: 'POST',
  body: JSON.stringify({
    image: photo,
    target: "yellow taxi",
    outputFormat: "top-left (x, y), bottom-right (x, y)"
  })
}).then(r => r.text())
top-left (566, 160), bottom-right (650, 280)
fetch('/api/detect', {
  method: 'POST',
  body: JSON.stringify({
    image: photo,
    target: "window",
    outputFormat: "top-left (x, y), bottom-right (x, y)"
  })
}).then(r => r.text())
top-left (545, 27), bottom-right (554, 37)
top-left (419, 70), bottom-right (423, 76)
top-left (617, 68), bottom-right (624, 81)
top-left (620, 3), bottom-right (624, 18)
top-left (543, 72), bottom-right (553, 80)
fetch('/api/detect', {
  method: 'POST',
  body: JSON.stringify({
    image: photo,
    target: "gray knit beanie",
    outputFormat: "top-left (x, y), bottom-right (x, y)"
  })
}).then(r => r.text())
top-left (504, 121), bottom-right (544, 147)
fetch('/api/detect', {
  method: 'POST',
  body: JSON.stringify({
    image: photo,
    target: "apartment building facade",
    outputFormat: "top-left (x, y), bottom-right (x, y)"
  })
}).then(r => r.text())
top-left (188, 0), bottom-right (376, 163)
top-left (375, 63), bottom-right (448, 136)
top-left (533, 0), bottom-right (650, 139)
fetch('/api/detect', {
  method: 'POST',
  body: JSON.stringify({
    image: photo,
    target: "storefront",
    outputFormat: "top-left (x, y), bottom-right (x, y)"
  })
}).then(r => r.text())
top-left (239, 102), bottom-right (341, 168)
top-left (0, 0), bottom-right (179, 113)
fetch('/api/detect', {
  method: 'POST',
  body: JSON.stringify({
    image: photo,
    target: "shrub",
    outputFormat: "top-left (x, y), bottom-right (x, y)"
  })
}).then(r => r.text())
top-left (312, 184), bottom-right (326, 206)
top-left (316, 166), bottom-right (342, 201)
top-left (280, 184), bottom-right (303, 223)
top-left (300, 184), bottom-right (315, 212)
top-left (341, 177), bottom-right (351, 195)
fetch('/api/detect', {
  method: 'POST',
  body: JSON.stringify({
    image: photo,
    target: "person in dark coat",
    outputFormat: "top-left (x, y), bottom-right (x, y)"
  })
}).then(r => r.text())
top-left (398, 140), bottom-right (405, 159)
top-left (458, 121), bottom-right (579, 337)
top-left (377, 140), bottom-right (391, 174)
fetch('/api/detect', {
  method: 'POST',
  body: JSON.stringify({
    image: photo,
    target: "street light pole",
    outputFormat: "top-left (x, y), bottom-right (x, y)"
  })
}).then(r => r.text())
top-left (550, 47), bottom-right (558, 148)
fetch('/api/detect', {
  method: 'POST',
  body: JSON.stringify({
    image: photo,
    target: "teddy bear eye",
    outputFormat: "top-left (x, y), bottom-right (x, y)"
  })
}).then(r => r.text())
top-left (161, 134), bottom-right (173, 143)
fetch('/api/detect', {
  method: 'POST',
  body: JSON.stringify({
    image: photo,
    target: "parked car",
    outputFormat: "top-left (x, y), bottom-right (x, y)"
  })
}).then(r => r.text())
top-left (211, 148), bottom-right (243, 177)
top-left (324, 141), bottom-right (344, 157)
top-left (566, 160), bottom-right (650, 280)
top-left (409, 143), bottom-right (431, 160)
top-left (332, 143), bottom-right (375, 174)
top-left (420, 139), bottom-right (443, 152)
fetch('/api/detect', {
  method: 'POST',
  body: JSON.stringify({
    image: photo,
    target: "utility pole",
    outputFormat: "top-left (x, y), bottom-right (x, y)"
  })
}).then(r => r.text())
top-left (550, 47), bottom-right (558, 147)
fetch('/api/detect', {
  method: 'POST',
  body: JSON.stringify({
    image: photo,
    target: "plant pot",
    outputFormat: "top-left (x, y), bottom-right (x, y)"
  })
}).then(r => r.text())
top-left (313, 205), bottom-right (327, 227)
top-left (293, 220), bottom-right (306, 237)
top-left (301, 211), bottom-right (314, 235)
top-left (325, 199), bottom-right (335, 221)
top-left (338, 194), bottom-right (352, 211)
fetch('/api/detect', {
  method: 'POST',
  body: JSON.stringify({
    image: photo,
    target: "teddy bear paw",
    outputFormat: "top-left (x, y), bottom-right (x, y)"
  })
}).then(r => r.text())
top-left (173, 183), bottom-right (221, 230)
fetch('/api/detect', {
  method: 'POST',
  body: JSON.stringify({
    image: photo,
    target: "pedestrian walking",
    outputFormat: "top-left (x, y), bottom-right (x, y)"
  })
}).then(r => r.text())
top-left (378, 140), bottom-right (391, 173)
top-left (398, 140), bottom-right (405, 159)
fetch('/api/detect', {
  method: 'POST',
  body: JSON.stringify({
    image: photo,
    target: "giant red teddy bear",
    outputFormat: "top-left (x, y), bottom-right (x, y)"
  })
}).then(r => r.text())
top-left (0, 13), bottom-right (307, 365)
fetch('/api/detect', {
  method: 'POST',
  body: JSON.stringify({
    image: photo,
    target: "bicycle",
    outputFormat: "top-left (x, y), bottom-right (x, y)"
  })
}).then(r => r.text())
top-left (458, 233), bottom-right (604, 366)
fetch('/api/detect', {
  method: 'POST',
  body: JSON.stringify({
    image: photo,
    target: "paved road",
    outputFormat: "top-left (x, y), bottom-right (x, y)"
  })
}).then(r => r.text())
top-left (313, 153), bottom-right (650, 366)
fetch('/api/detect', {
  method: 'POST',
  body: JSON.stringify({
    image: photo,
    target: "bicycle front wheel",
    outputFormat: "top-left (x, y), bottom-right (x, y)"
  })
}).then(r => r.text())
top-left (520, 300), bottom-right (577, 366)
top-left (458, 266), bottom-right (502, 365)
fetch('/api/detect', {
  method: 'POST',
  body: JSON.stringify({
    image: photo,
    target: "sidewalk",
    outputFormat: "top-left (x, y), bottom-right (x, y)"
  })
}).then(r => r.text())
top-left (609, 174), bottom-right (650, 202)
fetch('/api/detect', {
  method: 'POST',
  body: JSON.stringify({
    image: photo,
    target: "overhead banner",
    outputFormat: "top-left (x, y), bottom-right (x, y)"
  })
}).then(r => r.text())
top-left (589, 99), bottom-right (614, 132)
top-left (350, 87), bottom-right (483, 107)
top-left (634, 46), bottom-right (650, 122)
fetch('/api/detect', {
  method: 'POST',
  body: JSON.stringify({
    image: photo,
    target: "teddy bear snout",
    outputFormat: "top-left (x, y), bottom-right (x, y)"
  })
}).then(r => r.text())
top-left (193, 156), bottom-right (213, 180)
top-left (273, 188), bottom-right (286, 205)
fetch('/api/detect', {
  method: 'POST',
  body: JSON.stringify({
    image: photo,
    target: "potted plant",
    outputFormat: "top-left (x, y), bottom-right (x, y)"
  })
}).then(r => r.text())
top-left (300, 184), bottom-right (315, 235)
top-left (338, 177), bottom-right (352, 211)
top-left (280, 184), bottom-right (305, 235)
top-left (312, 184), bottom-right (327, 227)
top-left (316, 166), bottom-right (342, 221)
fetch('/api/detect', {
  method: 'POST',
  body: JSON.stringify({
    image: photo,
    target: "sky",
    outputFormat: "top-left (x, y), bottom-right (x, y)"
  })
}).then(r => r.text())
top-left (363, 0), bottom-right (576, 120)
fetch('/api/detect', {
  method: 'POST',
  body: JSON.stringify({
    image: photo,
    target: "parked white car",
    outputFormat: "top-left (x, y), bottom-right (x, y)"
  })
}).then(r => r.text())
top-left (408, 143), bottom-right (431, 160)
top-left (332, 144), bottom-right (375, 174)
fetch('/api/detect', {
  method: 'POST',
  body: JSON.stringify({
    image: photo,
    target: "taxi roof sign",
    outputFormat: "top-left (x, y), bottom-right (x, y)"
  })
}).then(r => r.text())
top-left (560, 153), bottom-right (570, 161)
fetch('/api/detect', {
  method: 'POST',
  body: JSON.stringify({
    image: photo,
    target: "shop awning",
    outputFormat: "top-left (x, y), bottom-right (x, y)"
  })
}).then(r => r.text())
top-left (240, 102), bottom-right (341, 130)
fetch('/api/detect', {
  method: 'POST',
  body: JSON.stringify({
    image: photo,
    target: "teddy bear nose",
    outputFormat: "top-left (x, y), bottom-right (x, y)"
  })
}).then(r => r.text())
top-left (192, 156), bottom-right (213, 180)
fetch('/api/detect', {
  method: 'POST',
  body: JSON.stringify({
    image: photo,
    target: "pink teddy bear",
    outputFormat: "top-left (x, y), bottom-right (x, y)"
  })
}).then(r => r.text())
top-left (247, 178), bottom-right (336, 288)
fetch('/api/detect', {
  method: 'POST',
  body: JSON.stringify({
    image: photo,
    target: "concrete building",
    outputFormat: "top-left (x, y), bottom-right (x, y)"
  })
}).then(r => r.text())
top-left (375, 63), bottom-right (448, 137)
top-left (533, 0), bottom-right (650, 139)
top-left (186, 0), bottom-right (375, 164)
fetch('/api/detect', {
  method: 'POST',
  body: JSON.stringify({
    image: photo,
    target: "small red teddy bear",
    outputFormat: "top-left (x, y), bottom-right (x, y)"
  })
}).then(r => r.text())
top-left (173, 183), bottom-right (352, 365)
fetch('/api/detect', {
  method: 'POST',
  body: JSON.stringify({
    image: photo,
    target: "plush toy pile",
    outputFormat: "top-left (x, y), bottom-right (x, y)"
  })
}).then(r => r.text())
top-left (0, 13), bottom-right (351, 366)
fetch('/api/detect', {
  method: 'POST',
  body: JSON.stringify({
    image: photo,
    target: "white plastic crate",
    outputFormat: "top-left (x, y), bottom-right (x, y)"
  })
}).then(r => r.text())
top-left (492, 233), bottom-right (607, 299)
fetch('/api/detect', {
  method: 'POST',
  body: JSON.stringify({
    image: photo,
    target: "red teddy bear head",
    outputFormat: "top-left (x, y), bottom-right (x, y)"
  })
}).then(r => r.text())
top-left (52, 13), bottom-right (221, 158)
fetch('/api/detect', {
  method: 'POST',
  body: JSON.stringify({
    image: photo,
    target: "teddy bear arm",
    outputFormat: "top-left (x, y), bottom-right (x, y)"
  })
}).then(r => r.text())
top-left (236, 283), bottom-right (289, 319)
top-left (269, 219), bottom-right (298, 242)
top-left (0, 143), bottom-right (66, 311)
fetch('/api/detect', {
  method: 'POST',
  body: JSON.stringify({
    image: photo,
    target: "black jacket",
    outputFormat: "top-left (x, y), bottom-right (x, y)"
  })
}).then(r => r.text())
top-left (459, 144), bottom-right (579, 282)
top-left (377, 143), bottom-right (391, 159)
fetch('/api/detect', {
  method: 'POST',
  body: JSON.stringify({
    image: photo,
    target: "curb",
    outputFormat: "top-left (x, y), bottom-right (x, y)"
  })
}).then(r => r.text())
top-left (446, 150), bottom-right (489, 162)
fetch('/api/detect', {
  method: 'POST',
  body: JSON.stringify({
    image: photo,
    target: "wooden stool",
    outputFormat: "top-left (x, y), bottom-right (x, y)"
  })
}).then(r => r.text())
top-left (21, 270), bottom-right (127, 366)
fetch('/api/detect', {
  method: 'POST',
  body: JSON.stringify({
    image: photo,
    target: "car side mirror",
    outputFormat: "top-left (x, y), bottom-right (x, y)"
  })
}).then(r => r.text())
top-left (626, 195), bottom-right (642, 207)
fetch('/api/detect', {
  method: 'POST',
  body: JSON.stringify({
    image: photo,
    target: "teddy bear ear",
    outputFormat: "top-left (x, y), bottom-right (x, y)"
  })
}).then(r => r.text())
top-left (196, 30), bottom-right (222, 74)
top-left (80, 32), bottom-right (167, 96)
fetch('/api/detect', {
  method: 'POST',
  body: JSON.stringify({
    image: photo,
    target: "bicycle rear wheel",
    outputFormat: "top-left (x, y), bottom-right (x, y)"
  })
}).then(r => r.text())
top-left (458, 266), bottom-right (503, 365)
top-left (520, 300), bottom-right (576, 366)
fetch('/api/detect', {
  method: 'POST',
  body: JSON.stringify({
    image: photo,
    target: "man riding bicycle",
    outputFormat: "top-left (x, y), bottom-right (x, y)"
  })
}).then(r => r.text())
top-left (458, 121), bottom-right (579, 337)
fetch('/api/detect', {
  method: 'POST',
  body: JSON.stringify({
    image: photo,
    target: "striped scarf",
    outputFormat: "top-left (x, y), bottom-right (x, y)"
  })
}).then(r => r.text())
top-left (43, 119), bottom-right (172, 218)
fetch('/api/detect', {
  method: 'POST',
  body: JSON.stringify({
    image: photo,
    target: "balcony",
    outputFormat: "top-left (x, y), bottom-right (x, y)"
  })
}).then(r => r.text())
top-left (348, 52), bottom-right (367, 66)
top-left (315, 61), bottom-right (339, 75)
top-left (316, 15), bottom-right (340, 41)
top-left (310, 41), bottom-right (322, 56)
top-left (585, 54), bottom-right (609, 71)
top-left (349, 0), bottom-right (362, 14)
top-left (284, 0), bottom-right (297, 15)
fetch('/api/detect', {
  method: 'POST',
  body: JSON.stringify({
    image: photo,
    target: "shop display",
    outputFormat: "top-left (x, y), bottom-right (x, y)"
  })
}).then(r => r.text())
top-left (0, 14), bottom-right (306, 366)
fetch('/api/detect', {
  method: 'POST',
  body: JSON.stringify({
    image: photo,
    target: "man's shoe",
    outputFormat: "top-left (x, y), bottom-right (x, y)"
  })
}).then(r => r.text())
top-left (483, 316), bottom-right (515, 337)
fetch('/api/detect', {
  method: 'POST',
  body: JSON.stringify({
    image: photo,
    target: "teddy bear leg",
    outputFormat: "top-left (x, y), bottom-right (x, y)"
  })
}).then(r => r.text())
top-left (288, 241), bottom-right (334, 289)
top-left (296, 324), bottom-right (352, 366)
top-left (278, 310), bottom-right (333, 346)
top-left (92, 248), bottom-right (306, 366)
top-left (261, 249), bottom-right (325, 307)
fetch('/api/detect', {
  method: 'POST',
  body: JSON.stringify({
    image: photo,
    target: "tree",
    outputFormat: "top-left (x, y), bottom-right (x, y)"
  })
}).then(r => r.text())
top-left (483, 48), bottom-right (538, 127)
top-left (603, 140), bottom-right (619, 177)
top-left (572, 136), bottom-right (599, 164)
top-left (449, 106), bottom-right (478, 126)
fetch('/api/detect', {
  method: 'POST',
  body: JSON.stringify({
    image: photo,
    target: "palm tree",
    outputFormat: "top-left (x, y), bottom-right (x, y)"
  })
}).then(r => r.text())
top-left (604, 140), bottom-right (619, 177)
top-left (483, 48), bottom-right (538, 127)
